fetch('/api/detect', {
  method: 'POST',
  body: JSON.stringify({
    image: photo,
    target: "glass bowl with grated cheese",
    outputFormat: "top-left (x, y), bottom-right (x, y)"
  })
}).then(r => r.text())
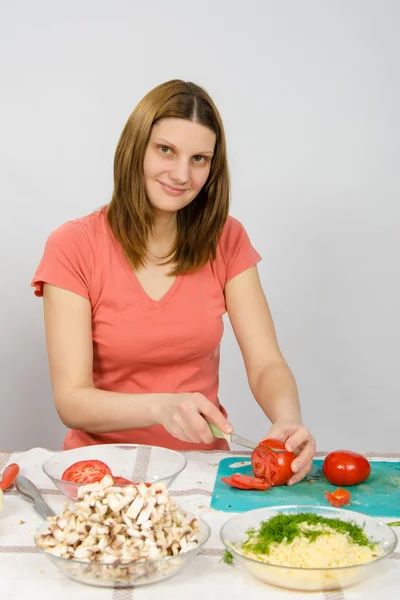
top-left (220, 505), bottom-right (397, 592)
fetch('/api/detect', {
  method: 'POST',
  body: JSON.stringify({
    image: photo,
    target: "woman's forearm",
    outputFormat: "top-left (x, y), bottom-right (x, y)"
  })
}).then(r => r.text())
top-left (250, 362), bottom-right (302, 424)
top-left (54, 386), bottom-right (169, 433)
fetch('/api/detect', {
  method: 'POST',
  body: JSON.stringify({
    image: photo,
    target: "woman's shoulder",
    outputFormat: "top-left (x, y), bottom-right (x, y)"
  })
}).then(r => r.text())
top-left (215, 215), bottom-right (261, 282)
top-left (46, 206), bottom-right (109, 248)
top-left (218, 215), bottom-right (251, 251)
top-left (222, 214), bottom-right (245, 231)
top-left (32, 207), bottom-right (110, 299)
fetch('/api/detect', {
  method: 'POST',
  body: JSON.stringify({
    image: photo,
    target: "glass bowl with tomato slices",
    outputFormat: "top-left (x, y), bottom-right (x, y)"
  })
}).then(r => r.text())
top-left (220, 505), bottom-right (397, 592)
top-left (42, 444), bottom-right (187, 501)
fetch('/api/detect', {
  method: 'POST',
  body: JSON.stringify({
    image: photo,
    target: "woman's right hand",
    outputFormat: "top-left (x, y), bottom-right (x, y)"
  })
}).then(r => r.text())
top-left (152, 392), bottom-right (233, 444)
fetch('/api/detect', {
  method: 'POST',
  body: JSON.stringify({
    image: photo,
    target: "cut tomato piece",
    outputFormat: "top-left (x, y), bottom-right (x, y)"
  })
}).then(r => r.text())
top-left (221, 474), bottom-right (271, 490)
top-left (332, 487), bottom-right (351, 501)
top-left (231, 474), bottom-right (271, 490)
top-left (62, 460), bottom-right (112, 484)
top-left (251, 440), bottom-right (296, 486)
top-left (112, 476), bottom-right (134, 485)
top-left (325, 487), bottom-right (351, 507)
top-left (112, 475), bottom-right (135, 485)
top-left (0, 463), bottom-right (20, 491)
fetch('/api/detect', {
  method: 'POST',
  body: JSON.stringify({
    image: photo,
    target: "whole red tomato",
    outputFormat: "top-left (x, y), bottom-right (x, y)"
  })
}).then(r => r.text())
top-left (323, 450), bottom-right (371, 486)
top-left (251, 438), bottom-right (296, 486)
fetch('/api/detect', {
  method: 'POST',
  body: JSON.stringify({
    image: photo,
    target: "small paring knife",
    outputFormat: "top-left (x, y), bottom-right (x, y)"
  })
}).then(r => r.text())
top-left (15, 476), bottom-right (55, 520)
top-left (208, 424), bottom-right (285, 452)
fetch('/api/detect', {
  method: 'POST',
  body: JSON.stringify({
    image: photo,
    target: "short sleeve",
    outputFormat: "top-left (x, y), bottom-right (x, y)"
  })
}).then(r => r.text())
top-left (217, 216), bottom-right (262, 283)
top-left (31, 221), bottom-right (91, 300)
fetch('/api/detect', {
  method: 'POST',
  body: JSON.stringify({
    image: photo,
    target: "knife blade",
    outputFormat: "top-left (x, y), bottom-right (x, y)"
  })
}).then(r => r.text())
top-left (15, 475), bottom-right (55, 520)
top-left (228, 433), bottom-right (258, 450)
top-left (208, 423), bottom-right (285, 452)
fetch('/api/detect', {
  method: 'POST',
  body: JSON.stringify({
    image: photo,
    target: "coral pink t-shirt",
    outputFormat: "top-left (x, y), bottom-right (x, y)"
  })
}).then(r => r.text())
top-left (32, 208), bottom-right (261, 451)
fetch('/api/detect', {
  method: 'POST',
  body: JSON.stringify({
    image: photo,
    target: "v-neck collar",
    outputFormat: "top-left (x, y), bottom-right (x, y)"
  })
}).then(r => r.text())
top-left (130, 269), bottom-right (184, 307)
top-left (110, 228), bottom-right (184, 308)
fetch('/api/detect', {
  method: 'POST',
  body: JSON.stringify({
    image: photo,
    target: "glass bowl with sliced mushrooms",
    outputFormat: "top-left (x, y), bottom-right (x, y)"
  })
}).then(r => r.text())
top-left (220, 505), bottom-right (397, 592)
top-left (33, 475), bottom-right (210, 588)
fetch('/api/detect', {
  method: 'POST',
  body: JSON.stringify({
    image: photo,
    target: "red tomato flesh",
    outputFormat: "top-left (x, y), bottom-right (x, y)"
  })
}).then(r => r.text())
top-left (62, 460), bottom-right (112, 484)
top-left (252, 439), bottom-right (296, 486)
top-left (112, 476), bottom-right (134, 485)
top-left (258, 438), bottom-right (286, 450)
top-left (221, 474), bottom-right (271, 490)
top-left (0, 463), bottom-right (20, 491)
top-left (323, 450), bottom-right (371, 486)
top-left (325, 487), bottom-right (351, 507)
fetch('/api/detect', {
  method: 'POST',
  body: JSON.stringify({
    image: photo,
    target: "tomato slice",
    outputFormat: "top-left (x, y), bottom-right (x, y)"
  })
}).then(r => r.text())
top-left (221, 476), bottom-right (246, 489)
top-left (325, 487), bottom-right (351, 507)
top-left (221, 474), bottom-right (271, 490)
top-left (112, 476), bottom-right (152, 487)
top-left (231, 474), bottom-right (271, 490)
top-left (62, 460), bottom-right (112, 484)
top-left (112, 476), bottom-right (134, 485)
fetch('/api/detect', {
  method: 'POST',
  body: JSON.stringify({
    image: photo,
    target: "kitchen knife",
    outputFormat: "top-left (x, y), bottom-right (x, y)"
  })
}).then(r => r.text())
top-left (208, 423), bottom-right (285, 452)
top-left (15, 475), bottom-right (55, 520)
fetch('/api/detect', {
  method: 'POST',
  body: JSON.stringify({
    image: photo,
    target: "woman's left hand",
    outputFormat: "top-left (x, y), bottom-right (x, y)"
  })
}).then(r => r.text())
top-left (261, 421), bottom-right (316, 486)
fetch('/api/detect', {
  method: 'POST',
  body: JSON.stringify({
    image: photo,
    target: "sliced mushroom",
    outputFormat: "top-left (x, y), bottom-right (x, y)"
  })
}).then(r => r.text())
top-left (136, 496), bottom-right (157, 525)
top-left (33, 478), bottom-right (200, 573)
top-left (126, 495), bottom-right (145, 520)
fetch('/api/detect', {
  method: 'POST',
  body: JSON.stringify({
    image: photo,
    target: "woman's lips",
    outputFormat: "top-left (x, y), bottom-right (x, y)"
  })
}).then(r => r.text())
top-left (158, 181), bottom-right (187, 196)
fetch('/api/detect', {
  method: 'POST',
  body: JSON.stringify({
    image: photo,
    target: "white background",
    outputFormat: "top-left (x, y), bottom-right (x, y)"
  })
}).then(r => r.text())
top-left (1, 0), bottom-right (398, 452)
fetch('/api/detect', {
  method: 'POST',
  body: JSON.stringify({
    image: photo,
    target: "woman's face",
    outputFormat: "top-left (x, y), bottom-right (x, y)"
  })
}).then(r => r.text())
top-left (143, 117), bottom-right (216, 214)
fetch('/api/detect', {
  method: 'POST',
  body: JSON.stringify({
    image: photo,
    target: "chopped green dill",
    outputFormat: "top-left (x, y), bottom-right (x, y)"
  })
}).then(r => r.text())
top-left (241, 512), bottom-right (377, 555)
top-left (388, 521), bottom-right (400, 527)
top-left (243, 526), bottom-right (256, 542)
top-left (221, 549), bottom-right (234, 565)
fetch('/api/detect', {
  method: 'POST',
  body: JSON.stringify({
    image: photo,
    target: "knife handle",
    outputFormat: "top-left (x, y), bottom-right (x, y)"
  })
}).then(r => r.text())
top-left (208, 423), bottom-right (232, 442)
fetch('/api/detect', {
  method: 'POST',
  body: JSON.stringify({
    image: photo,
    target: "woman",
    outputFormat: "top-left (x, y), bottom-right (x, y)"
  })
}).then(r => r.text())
top-left (32, 79), bottom-right (315, 485)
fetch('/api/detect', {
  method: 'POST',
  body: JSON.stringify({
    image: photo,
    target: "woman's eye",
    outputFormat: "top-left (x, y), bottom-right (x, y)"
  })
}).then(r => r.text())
top-left (159, 145), bottom-right (172, 154)
top-left (193, 155), bottom-right (207, 164)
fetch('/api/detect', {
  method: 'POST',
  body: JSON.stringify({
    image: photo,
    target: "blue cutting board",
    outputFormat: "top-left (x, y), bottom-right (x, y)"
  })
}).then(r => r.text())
top-left (211, 457), bottom-right (400, 517)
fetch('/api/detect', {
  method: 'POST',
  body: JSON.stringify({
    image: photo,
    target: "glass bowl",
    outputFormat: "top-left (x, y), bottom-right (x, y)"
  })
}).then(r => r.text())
top-left (35, 513), bottom-right (210, 588)
top-left (220, 504), bottom-right (397, 592)
top-left (42, 444), bottom-right (187, 501)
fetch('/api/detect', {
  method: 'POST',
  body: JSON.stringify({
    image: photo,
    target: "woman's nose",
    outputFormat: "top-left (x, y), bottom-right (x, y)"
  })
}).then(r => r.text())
top-left (169, 158), bottom-right (190, 184)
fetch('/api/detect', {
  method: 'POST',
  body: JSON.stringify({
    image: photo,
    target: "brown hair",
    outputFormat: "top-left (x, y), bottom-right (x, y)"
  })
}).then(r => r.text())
top-left (107, 79), bottom-right (230, 275)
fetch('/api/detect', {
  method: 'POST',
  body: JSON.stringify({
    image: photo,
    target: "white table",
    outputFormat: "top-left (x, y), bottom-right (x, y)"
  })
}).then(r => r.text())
top-left (1, 448), bottom-right (400, 600)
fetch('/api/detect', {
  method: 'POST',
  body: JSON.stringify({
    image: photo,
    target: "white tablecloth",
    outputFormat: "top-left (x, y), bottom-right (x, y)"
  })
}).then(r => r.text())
top-left (1, 448), bottom-right (400, 600)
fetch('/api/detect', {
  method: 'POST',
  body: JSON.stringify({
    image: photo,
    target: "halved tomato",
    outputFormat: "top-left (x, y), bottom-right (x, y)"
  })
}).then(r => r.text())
top-left (62, 460), bottom-right (112, 484)
top-left (325, 487), bottom-right (351, 507)
top-left (258, 438), bottom-right (287, 450)
top-left (221, 474), bottom-right (271, 490)
top-left (252, 439), bottom-right (296, 486)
